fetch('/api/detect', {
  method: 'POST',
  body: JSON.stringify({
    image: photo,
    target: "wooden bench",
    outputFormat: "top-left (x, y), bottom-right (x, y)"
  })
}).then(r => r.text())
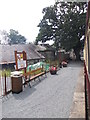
top-left (23, 67), bottom-right (46, 87)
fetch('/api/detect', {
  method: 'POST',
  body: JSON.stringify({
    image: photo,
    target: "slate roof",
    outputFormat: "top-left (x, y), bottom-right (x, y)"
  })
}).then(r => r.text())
top-left (42, 44), bottom-right (55, 51)
top-left (35, 44), bottom-right (55, 52)
top-left (35, 45), bottom-right (46, 51)
top-left (0, 44), bottom-right (45, 64)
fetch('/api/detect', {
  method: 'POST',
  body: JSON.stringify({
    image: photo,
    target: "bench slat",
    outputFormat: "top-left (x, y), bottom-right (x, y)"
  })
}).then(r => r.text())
top-left (30, 72), bottom-right (45, 80)
top-left (23, 67), bottom-right (46, 87)
top-left (23, 67), bottom-right (43, 77)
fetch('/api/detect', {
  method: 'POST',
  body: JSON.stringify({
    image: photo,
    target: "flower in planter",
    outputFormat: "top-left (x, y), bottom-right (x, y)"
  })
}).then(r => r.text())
top-left (61, 61), bottom-right (67, 67)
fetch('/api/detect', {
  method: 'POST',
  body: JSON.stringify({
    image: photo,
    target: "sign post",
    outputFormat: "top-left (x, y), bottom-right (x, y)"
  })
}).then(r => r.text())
top-left (15, 51), bottom-right (27, 70)
top-left (15, 51), bottom-right (27, 82)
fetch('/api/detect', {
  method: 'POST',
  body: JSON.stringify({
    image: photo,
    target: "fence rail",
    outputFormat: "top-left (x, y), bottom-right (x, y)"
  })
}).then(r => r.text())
top-left (0, 74), bottom-right (12, 96)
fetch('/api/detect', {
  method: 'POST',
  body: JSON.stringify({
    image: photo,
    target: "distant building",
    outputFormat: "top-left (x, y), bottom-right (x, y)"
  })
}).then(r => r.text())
top-left (57, 49), bottom-right (70, 63)
top-left (0, 44), bottom-right (45, 69)
top-left (70, 49), bottom-right (76, 60)
top-left (36, 44), bottom-right (56, 61)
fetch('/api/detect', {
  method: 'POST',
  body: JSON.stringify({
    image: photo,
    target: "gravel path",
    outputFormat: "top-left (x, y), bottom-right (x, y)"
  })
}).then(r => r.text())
top-left (2, 62), bottom-right (83, 118)
top-left (0, 99), bottom-right (2, 120)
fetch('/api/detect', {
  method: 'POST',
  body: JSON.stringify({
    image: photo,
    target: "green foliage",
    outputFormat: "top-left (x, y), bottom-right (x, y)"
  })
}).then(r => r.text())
top-left (8, 29), bottom-right (26, 44)
top-left (36, 6), bottom-right (58, 43)
top-left (0, 30), bottom-right (10, 44)
top-left (0, 69), bottom-right (11, 77)
top-left (36, 2), bottom-right (87, 59)
top-left (45, 59), bottom-right (59, 67)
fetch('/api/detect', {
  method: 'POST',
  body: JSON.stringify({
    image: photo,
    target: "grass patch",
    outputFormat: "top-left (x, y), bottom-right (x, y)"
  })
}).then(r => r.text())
top-left (0, 69), bottom-right (11, 77)
top-left (46, 60), bottom-right (59, 67)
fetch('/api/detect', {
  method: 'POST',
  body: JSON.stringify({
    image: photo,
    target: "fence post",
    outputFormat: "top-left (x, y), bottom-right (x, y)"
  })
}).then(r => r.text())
top-left (5, 73), bottom-right (7, 95)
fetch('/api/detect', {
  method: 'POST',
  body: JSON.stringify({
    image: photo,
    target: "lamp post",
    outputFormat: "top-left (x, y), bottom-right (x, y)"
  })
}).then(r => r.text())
top-left (59, 42), bottom-right (61, 62)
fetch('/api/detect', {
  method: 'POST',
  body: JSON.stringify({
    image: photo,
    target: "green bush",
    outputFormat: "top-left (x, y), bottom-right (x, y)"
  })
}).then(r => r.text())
top-left (0, 69), bottom-right (11, 77)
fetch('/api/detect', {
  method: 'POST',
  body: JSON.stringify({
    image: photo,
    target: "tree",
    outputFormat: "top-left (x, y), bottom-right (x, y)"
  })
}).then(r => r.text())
top-left (36, 6), bottom-right (58, 45)
top-left (8, 29), bottom-right (26, 44)
top-left (36, 2), bottom-right (87, 60)
top-left (57, 2), bottom-right (87, 60)
top-left (0, 30), bottom-right (10, 44)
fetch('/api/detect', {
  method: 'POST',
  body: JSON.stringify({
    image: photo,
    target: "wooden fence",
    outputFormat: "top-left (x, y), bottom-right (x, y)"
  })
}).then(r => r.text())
top-left (0, 74), bottom-right (12, 96)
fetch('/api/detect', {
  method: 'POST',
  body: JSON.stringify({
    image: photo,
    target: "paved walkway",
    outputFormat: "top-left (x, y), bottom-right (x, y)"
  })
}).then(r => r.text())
top-left (2, 62), bottom-right (85, 118)
top-left (0, 99), bottom-right (2, 120)
top-left (69, 65), bottom-right (85, 118)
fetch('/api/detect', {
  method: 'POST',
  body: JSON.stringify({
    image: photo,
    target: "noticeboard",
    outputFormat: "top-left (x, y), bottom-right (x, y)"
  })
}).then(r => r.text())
top-left (15, 51), bottom-right (27, 70)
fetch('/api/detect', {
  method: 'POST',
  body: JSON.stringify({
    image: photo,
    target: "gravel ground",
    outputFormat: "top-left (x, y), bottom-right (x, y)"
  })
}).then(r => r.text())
top-left (0, 99), bottom-right (2, 120)
top-left (69, 67), bottom-right (85, 118)
top-left (2, 61), bottom-right (83, 118)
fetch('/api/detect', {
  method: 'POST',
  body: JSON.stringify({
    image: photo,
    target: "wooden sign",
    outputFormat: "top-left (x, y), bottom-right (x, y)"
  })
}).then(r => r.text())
top-left (15, 51), bottom-right (27, 70)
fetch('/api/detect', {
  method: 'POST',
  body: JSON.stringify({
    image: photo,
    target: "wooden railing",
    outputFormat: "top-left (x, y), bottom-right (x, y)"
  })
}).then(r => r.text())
top-left (0, 68), bottom-right (46, 96)
top-left (0, 74), bottom-right (12, 96)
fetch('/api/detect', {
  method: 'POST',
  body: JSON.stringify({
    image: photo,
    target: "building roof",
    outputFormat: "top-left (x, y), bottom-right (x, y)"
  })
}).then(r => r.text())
top-left (0, 44), bottom-right (45, 64)
top-left (35, 45), bottom-right (46, 51)
top-left (36, 44), bottom-right (55, 51)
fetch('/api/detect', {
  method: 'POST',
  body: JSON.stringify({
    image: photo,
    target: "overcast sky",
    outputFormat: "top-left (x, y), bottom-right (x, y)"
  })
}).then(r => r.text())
top-left (0, 0), bottom-right (55, 43)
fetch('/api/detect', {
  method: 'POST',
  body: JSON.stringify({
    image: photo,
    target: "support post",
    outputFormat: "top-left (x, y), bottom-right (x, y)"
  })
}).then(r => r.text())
top-left (5, 73), bottom-right (7, 95)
